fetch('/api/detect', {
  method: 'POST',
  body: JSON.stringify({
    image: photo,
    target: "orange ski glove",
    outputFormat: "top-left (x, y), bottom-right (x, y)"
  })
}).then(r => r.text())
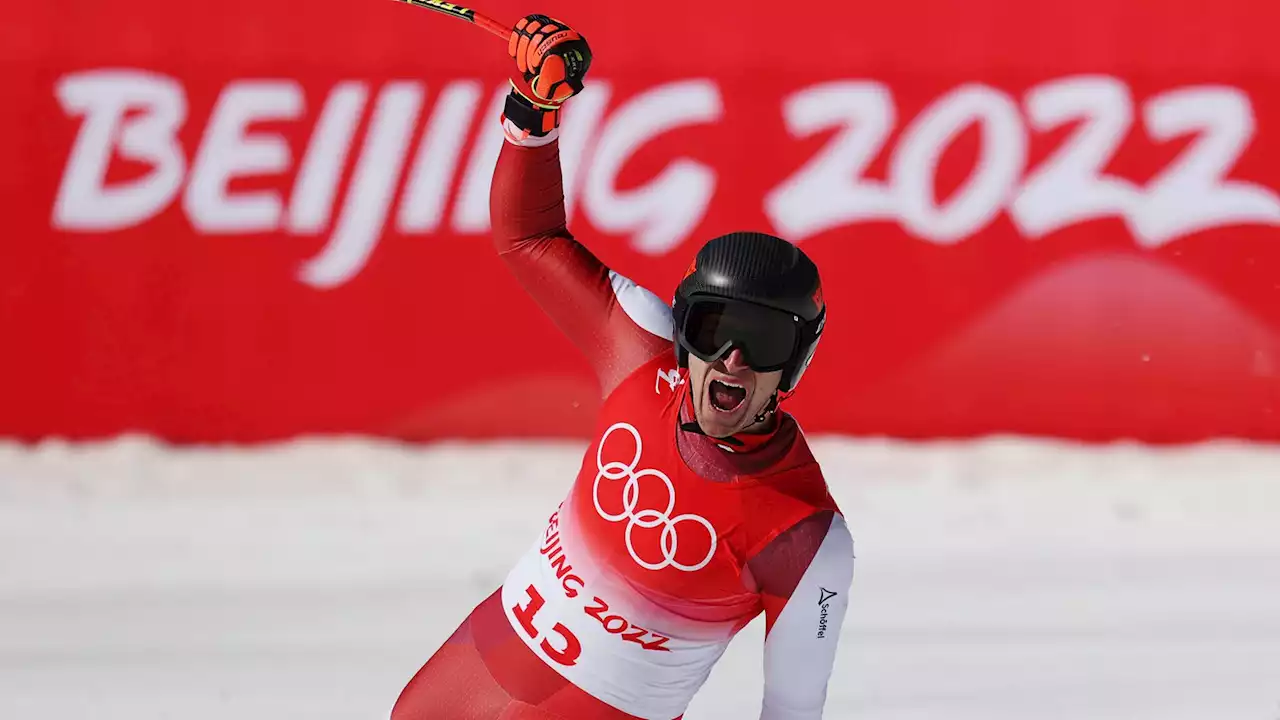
top-left (501, 14), bottom-right (592, 139)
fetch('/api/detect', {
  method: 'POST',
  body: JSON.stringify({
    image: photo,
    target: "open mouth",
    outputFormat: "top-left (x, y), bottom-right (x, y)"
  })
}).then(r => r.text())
top-left (709, 379), bottom-right (747, 413)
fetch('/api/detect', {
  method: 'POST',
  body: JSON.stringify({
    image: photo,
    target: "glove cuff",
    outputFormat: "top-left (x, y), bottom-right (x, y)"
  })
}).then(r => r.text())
top-left (502, 117), bottom-right (558, 147)
top-left (501, 88), bottom-right (561, 139)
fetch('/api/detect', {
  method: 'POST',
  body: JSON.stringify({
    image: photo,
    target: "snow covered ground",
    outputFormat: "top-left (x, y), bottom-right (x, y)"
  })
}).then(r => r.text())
top-left (1, 435), bottom-right (1278, 720)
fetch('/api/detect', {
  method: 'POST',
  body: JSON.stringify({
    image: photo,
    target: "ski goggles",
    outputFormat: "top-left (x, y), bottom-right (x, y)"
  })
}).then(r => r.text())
top-left (677, 298), bottom-right (802, 372)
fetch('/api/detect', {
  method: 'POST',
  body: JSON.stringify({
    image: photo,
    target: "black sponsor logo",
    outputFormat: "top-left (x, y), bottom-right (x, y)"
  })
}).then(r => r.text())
top-left (816, 587), bottom-right (837, 639)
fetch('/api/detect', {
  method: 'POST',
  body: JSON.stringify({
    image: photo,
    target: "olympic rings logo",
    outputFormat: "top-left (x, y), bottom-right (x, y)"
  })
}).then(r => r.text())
top-left (592, 422), bottom-right (718, 572)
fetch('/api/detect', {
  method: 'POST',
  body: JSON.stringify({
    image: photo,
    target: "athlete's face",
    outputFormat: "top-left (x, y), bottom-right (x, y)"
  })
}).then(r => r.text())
top-left (687, 348), bottom-right (783, 438)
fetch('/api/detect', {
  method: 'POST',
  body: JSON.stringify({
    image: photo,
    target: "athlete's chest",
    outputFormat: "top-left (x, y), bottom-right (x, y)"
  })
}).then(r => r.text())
top-left (562, 359), bottom-right (765, 602)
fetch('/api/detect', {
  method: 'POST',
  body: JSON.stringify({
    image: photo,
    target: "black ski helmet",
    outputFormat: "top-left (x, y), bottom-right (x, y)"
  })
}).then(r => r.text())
top-left (672, 231), bottom-right (825, 392)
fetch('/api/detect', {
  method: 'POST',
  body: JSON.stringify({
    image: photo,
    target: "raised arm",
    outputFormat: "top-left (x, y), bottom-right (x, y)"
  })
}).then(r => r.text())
top-left (489, 134), bottom-right (670, 396)
top-left (748, 510), bottom-right (856, 719)
top-left (488, 15), bottom-right (669, 397)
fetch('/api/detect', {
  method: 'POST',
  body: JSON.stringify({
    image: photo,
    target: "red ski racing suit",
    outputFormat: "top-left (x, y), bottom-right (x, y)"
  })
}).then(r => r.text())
top-left (391, 55), bottom-right (855, 720)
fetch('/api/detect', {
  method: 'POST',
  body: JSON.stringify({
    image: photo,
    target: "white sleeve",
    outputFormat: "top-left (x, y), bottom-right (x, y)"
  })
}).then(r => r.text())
top-left (608, 269), bottom-right (674, 341)
top-left (760, 514), bottom-right (855, 720)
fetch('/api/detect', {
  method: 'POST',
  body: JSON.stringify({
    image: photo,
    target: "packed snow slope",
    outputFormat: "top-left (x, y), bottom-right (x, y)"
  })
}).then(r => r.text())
top-left (1, 435), bottom-right (1278, 720)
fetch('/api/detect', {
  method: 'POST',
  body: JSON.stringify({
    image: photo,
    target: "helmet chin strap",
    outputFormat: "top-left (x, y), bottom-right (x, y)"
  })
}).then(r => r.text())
top-left (751, 392), bottom-right (780, 425)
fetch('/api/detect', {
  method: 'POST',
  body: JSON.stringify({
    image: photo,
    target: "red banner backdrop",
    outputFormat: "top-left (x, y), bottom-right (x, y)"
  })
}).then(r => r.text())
top-left (2, 0), bottom-right (1279, 443)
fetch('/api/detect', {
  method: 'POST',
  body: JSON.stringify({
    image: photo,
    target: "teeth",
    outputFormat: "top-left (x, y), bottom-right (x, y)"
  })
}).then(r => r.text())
top-left (716, 379), bottom-right (744, 389)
